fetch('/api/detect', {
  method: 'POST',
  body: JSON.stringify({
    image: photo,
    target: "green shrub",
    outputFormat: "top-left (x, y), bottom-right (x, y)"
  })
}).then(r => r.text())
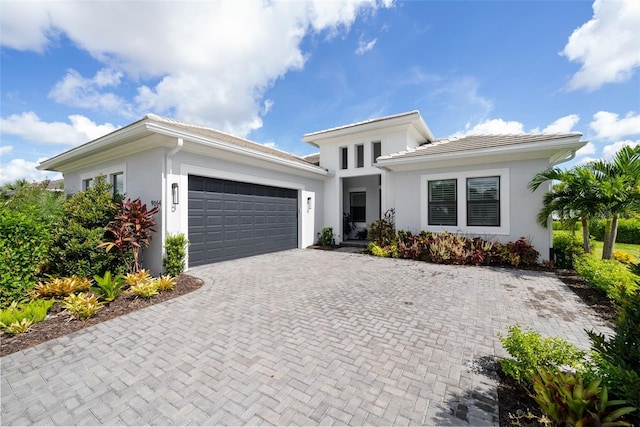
top-left (92, 271), bottom-right (124, 302)
top-left (552, 221), bottom-right (579, 231)
top-left (553, 232), bottom-right (585, 269)
top-left (573, 254), bottom-right (639, 305)
top-left (368, 242), bottom-right (392, 257)
top-left (317, 227), bottom-right (333, 246)
top-left (588, 291), bottom-right (640, 409)
top-left (48, 176), bottom-right (128, 278)
top-left (163, 234), bottom-right (189, 276)
top-left (0, 207), bottom-right (51, 308)
top-left (368, 208), bottom-right (395, 246)
top-left (591, 218), bottom-right (640, 244)
top-left (498, 324), bottom-right (587, 385)
top-left (0, 299), bottom-right (54, 334)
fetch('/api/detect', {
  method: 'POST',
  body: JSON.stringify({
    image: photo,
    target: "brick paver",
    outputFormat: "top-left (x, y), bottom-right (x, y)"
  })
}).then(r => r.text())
top-left (1, 249), bottom-right (611, 426)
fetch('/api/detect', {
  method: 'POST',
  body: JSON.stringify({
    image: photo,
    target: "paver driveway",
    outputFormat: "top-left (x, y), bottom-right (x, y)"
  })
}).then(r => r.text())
top-left (1, 249), bottom-right (611, 426)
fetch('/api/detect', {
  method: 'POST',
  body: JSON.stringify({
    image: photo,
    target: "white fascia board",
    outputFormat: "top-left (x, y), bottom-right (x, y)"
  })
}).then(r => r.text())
top-left (37, 122), bottom-right (152, 171)
top-left (302, 111), bottom-right (432, 145)
top-left (376, 138), bottom-right (586, 170)
top-left (146, 122), bottom-right (328, 177)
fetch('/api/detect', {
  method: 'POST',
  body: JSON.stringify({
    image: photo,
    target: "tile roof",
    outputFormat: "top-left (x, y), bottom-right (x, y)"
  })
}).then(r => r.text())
top-left (377, 132), bottom-right (583, 160)
top-left (303, 110), bottom-right (422, 138)
top-left (145, 114), bottom-right (323, 169)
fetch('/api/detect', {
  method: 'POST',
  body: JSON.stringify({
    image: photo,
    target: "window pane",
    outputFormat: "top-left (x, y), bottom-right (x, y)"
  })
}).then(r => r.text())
top-left (350, 191), bottom-right (366, 222)
top-left (356, 145), bottom-right (364, 168)
top-left (340, 147), bottom-right (348, 169)
top-left (372, 141), bottom-right (381, 163)
top-left (428, 179), bottom-right (457, 226)
top-left (467, 176), bottom-right (500, 226)
top-left (82, 178), bottom-right (93, 191)
top-left (112, 173), bottom-right (124, 195)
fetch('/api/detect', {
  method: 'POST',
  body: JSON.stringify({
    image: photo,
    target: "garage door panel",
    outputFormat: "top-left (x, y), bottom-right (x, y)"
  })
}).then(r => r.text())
top-left (188, 176), bottom-right (298, 266)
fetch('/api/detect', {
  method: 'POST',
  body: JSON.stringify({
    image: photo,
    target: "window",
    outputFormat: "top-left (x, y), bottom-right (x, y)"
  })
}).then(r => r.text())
top-left (372, 141), bottom-right (381, 163)
top-left (111, 173), bottom-right (124, 195)
top-left (467, 176), bottom-right (500, 226)
top-left (355, 144), bottom-right (364, 168)
top-left (340, 147), bottom-right (348, 170)
top-left (428, 179), bottom-right (457, 226)
top-left (82, 178), bottom-right (93, 191)
top-left (350, 191), bottom-right (366, 222)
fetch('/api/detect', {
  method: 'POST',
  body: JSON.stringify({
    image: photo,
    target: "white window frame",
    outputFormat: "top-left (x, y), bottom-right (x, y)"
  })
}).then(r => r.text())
top-left (420, 167), bottom-right (510, 235)
top-left (79, 163), bottom-right (127, 194)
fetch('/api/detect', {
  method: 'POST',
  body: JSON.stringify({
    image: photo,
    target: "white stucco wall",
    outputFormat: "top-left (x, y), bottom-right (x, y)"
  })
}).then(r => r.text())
top-left (388, 158), bottom-right (552, 260)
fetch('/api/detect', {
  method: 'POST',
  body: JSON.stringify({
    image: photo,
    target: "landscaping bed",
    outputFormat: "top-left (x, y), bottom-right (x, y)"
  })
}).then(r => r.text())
top-left (0, 273), bottom-right (203, 357)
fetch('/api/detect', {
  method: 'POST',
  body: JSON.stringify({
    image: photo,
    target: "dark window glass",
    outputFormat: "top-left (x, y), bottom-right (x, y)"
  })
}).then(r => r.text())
top-left (111, 173), bottom-right (124, 195)
top-left (350, 191), bottom-right (366, 222)
top-left (356, 144), bottom-right (364, 168)
top-left (340, 147), bottom-right (348, 169)
top-left (428, 179), bottom-right (457, 226)
top-left (467, 176), bottom-right (500, 226)
top-left (372, 141), bottom-right (381, 163)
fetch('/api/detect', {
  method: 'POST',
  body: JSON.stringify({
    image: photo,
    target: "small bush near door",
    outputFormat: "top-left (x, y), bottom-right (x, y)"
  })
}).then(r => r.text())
top-left (163, 233), bottom-right (189, 276)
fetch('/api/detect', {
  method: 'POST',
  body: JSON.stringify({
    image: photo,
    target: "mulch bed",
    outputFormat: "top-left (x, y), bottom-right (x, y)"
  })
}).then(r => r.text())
top-left (0, 274), bottom-right (203, 357)
top-left (496, 268), bottom-right (617, 426)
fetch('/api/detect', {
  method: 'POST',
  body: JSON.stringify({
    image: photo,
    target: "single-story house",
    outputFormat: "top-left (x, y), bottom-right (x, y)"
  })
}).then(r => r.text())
top-left (38, 111), bottom-right (585, 273)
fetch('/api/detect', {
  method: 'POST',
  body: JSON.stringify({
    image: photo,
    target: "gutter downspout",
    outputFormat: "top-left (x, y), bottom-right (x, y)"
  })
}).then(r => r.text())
top-left (551, 148), bottom-right (578, 167)
top-left (163, 138), bottom-right (184, 259)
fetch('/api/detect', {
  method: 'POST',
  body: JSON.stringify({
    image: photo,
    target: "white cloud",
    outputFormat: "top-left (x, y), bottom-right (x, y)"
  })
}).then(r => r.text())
top-left (0, 145), bottom-right (13, 156)
top-left (562, 0), bottom-right (640, 91)
top-left (589, 111), bottom-right (640, 141)
top-left (49, 68), bottom-right (130, 114)
top-left (576, 141), bottom-right (597, 157)
top-left (543, 114), bottom-right (580, 133)
top-left (0, 112), bottom-right (117, 145)
top-left (263, 142), bottom-right (278, 149)
top-left (0, 1), bottom-right (393, 137)
top-left (601, 139), bottom-right (639, 160)
top-left (452, 119), bottom-right (525, 137)
top-left (355, 37), bottom-right (377, 55)
top-left (0, 158), bottom-right (61, 185)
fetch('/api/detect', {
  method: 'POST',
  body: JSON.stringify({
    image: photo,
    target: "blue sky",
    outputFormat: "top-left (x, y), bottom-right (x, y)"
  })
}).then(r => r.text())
top-left (1, 0), bottom-right (639, 184)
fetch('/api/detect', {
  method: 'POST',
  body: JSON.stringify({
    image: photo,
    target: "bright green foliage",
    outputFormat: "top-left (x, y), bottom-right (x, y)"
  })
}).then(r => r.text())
top-left (553, 232), bottom-right (585, 269)
top-left (613, 250), bottom-right (636, 264)
top-left (128, 280), bottom-right (159, 298)
top-left (163, 233), bottom-right (188, 276)
top-left (92, 271), bottom-right (124, 302)
top-left (368, 242), bottom-right (392, 258)
top-left (573, 254), bottom-right (639, 305)
top-left (368, 208), bottom-right (395, 246)
top-left (317, 227), bottom-right (333, 246)
top-left (531, 368), bottom-right (636, 427)
top-left (0, 207), bottom-right (51, 308)
top-left (48, 175), bottom-right (127, 278)
top-left (2, 180), bottom-right (65, 223)
top-left (154, 275), bottom-right (176, 292)
top-left (498, 324), bottom-right (586, 385)
top-left (0, 299), bottom-right (54, 334)
top-left (591, 218), bottom-right (640, 245)
top-left (588, 291), bottom-right (640, 410)
top-left (33, 276), bottom-right (92, 298)
top-left (62, 292), bottom-right (103, 319)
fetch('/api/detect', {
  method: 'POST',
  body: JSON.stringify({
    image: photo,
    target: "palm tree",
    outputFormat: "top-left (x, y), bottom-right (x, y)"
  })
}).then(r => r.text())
top-left (588, 145), bottom-right (640, 259)
top-left (529, 166), bottom-right (602, 254)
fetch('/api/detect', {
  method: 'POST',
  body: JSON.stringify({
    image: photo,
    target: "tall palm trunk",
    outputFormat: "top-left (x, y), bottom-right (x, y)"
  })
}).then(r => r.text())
top-left (581, 216), bottom-right (591, 254)
top-left (602, 214), bottom-right (619, 259)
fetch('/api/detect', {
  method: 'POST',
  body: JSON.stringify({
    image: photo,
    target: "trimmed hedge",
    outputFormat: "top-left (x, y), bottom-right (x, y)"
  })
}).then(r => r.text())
top-left (552, 232), bottom-right (584, 269)
top-left (573, 253), bottom-right (639, 305)
top-left (590, 218), bottom-right (640, 244)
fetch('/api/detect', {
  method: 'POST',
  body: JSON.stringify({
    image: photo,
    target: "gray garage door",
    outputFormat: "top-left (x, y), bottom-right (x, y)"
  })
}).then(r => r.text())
top-left (188, 175), bottom-right (298, 266)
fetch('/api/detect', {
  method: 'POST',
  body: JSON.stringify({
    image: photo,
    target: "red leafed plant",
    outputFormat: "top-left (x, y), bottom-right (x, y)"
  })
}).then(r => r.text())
top-left (99, 198), bottom-right (159, 273)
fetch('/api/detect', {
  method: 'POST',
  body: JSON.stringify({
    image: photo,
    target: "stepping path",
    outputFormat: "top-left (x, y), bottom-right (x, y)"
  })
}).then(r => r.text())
top-left (1, 249), bottom-right (611, 426)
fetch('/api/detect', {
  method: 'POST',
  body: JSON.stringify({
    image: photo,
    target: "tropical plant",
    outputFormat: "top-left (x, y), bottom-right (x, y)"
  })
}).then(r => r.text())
top-left (163, 233), bottom-right (188, 276)
top-left (573, 254), bottom-right (639, 305)
top-left (100, 198), bottom-right (159, 272)
top-left (588, 145), bottom-right (640, 259)
top-left (62, 292), bottom-right (104, 319)
top-left (553, 232), bottom-right (585, 269)
top-left (0, 300), bottom-right (54, 334)
top-left (91, 271), bottom-right (124, 302)
top-left (154, 275), bottom-right (176, 292)
top-left (317, 227), bottom-right (334, 246)
top-left (529, 166), bottom-right (602, 255)
top-left (343, 212), bottom-right (356, 238)
top-left (124, 269), bottom-right (152, 287)
top-left (128, 280), bottom-right (159, 298)
top-left (368, 208), bottom-right (395, 246)
top-left (531, 368), bottom-right (636, 427)
top-left (32, 275), bottom-right (93, 298)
